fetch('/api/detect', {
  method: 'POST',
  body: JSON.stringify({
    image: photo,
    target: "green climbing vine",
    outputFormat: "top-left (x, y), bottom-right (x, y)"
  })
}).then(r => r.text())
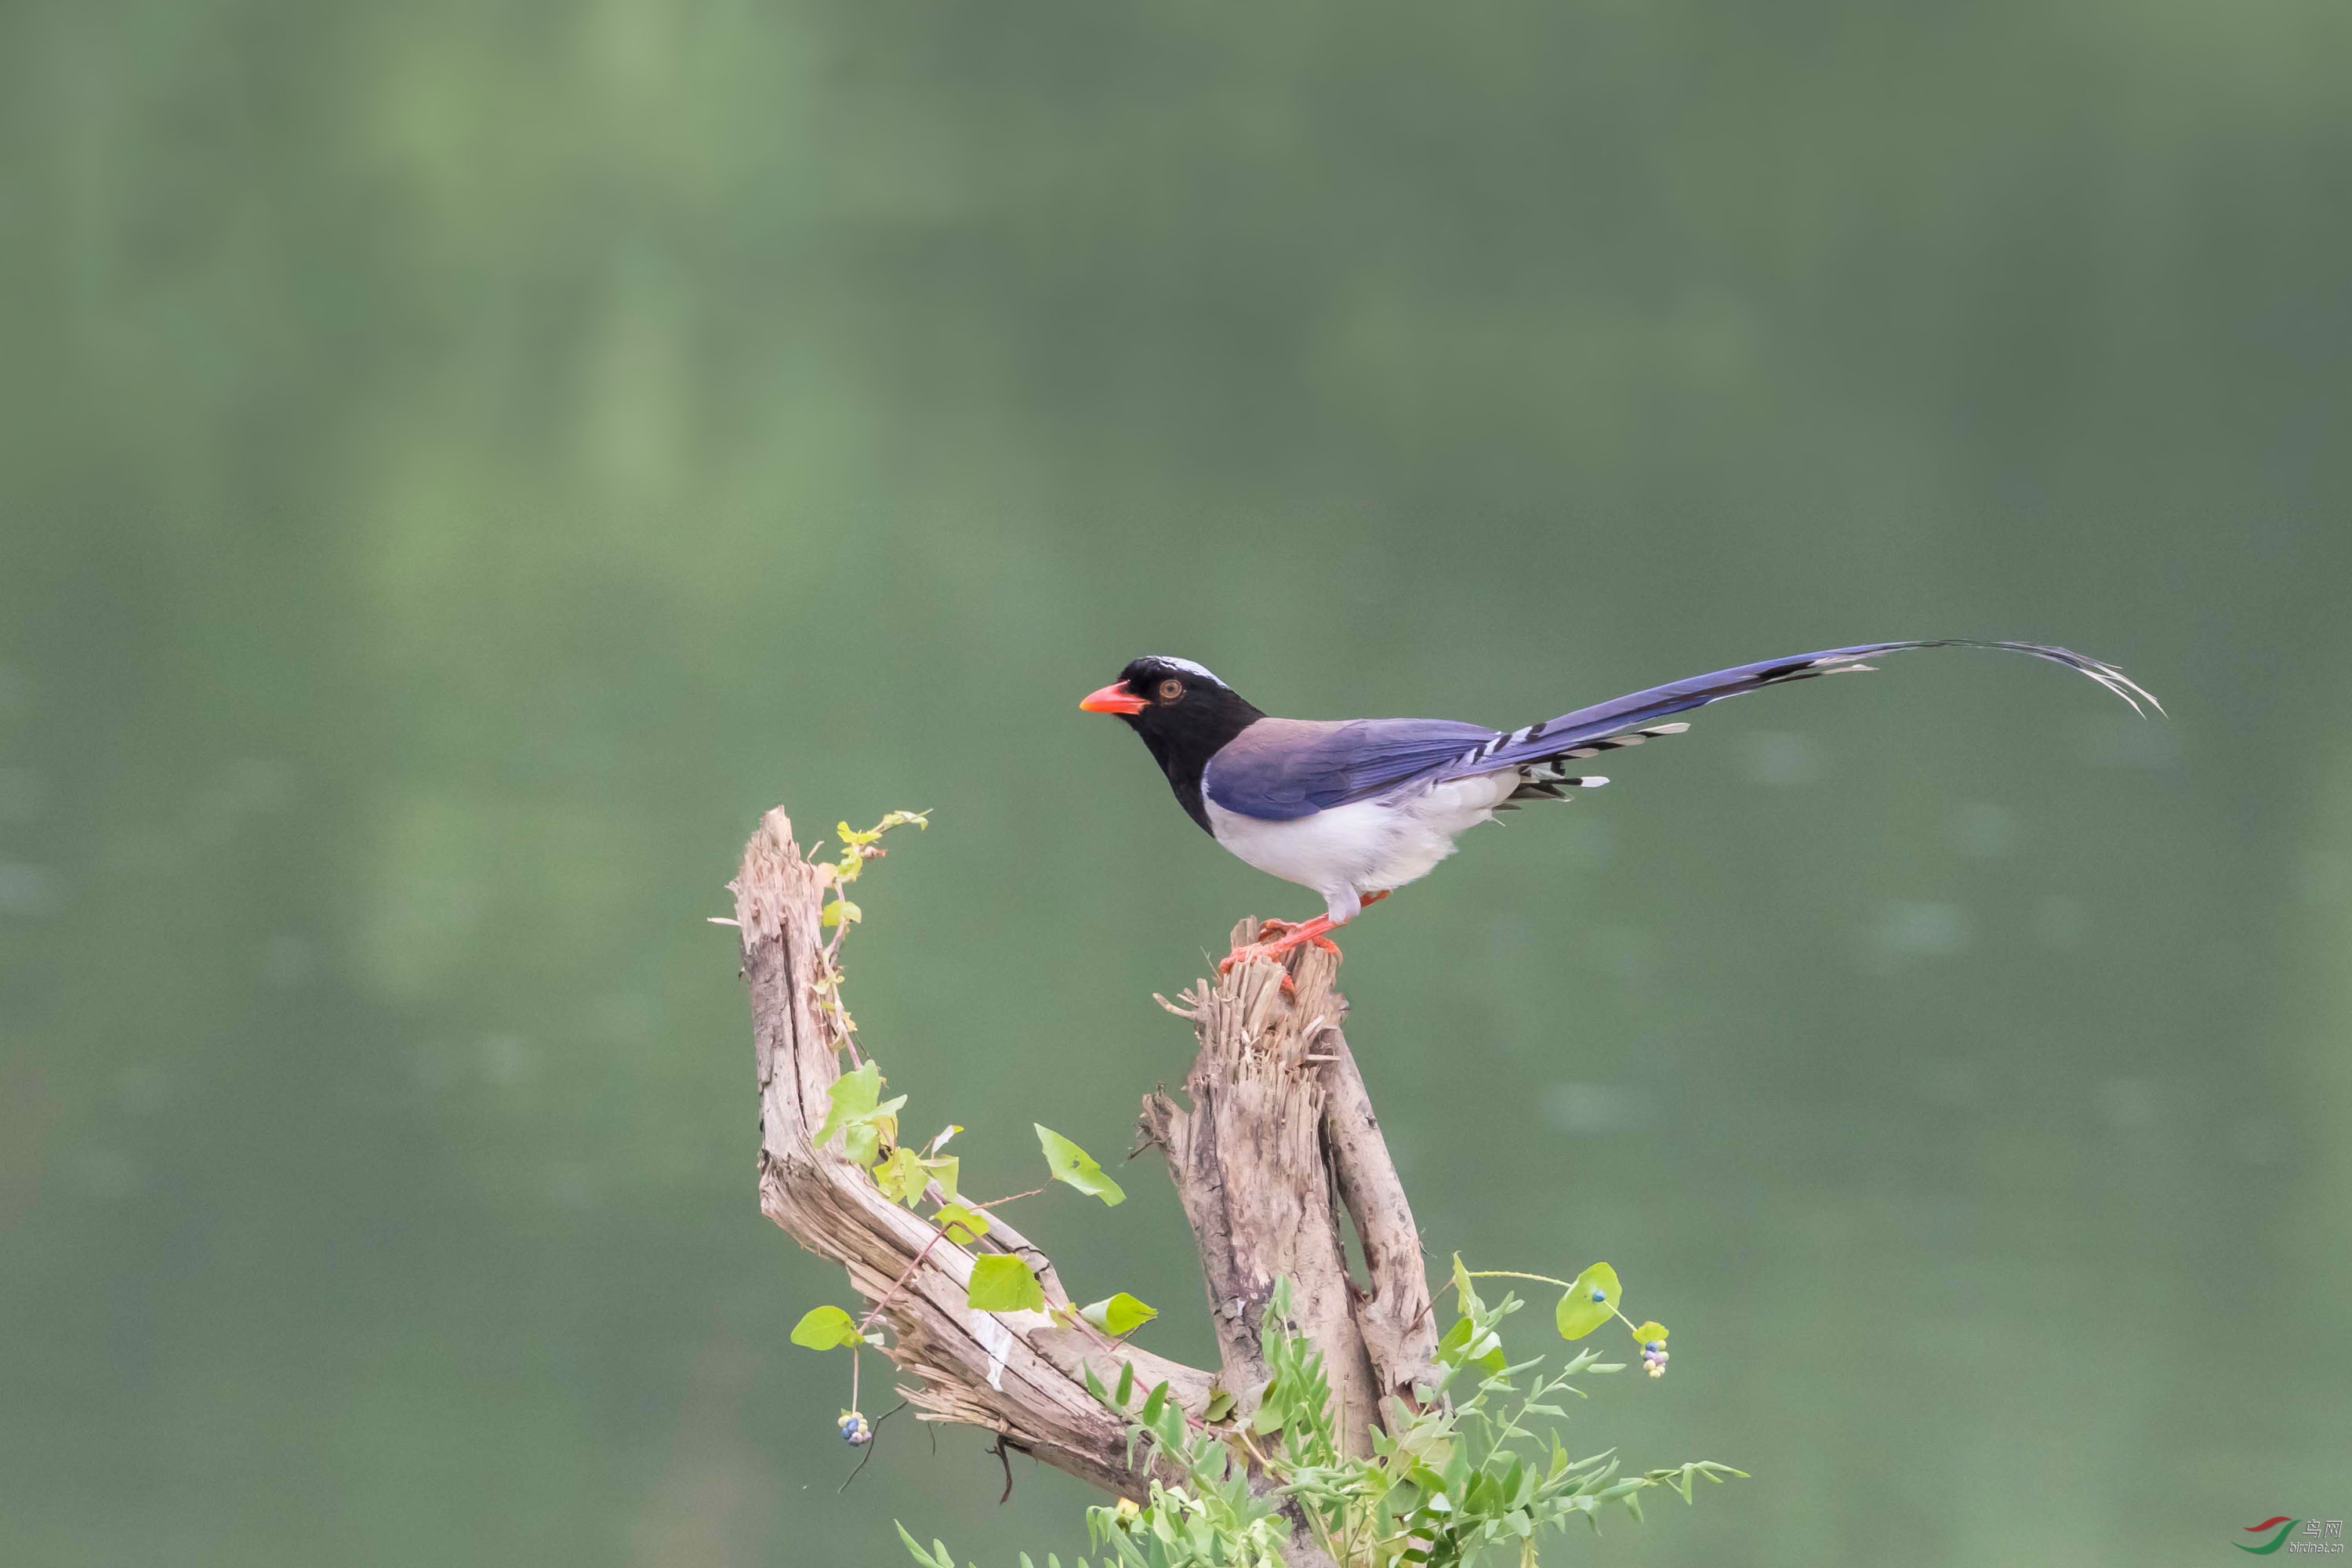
top-left (782, 812), bottom-right (1744, 1563)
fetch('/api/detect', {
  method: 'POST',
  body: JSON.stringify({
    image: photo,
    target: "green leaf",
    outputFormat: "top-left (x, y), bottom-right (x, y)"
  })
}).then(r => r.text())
top-left (1450, 1253), bottom-right (1483, 1315)
top-left (1555, 1262), bottom-right (1621, 1341)
top-left (1204, 1389), bottom-right (1236, 1423)
top-left (1139, 1380), bottom-right (1168, 1426)
top-left (1440, 1312), bottom-right (1504, 1374)
top-left (1114, 1360), bottom-right (1135, 1407)
top-left (1080, 1292), bottom-right (1160, 1337)
top-left (924, 1154), bottom-right (959, 1203)
top-left (893, 1523), bottom-right (954, 1568)
top-left (789, 1305), bottom-right (864, 1350)
top-left (967, 1254), bottom-right (1045, 1313)
top-left (1630, 1319), bottom-right (1668, 1345)
top-left (821, 898), bottom-right (862, 928)
top-left (873, 1146), bottom-right (931, 1207)
top-left (1035, 1125), bottom-right (1126, 1206)
top-left (812, 1063), bottom-right (882, 1151)
top-left (934, 1202), bottom-right (992, 1244)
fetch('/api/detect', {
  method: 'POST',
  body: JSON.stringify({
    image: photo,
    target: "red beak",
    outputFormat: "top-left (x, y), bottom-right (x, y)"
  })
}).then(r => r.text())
top-left (1080, 681), bottom-right (1150, 715)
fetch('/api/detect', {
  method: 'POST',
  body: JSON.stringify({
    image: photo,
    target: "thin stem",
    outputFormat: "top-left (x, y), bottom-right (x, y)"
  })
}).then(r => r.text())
top-left (858, 1229), bottom-right (952, 1335)
top-left (1465, 1270), bottom-right (1576, 1291)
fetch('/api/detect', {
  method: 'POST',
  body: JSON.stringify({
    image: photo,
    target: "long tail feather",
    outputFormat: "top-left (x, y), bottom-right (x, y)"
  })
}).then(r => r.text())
top-left (1445, 639), bottom-right (2159, 782)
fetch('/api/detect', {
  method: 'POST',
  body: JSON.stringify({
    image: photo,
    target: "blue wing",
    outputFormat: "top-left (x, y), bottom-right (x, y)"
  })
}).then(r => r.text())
top-left (1203, 717), bottom-right (1497, 822)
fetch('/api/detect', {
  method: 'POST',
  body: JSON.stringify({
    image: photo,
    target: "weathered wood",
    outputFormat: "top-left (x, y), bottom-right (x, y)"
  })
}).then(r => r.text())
top-left (1320, 1024), bottom-right (1442, 1410)
top-left (737, 810), bottom-right (1431, 1566)
top-left (733, 809), bottom-right (1210, 1495)
top-left (1141, 919), bottom-right (1438, 1454)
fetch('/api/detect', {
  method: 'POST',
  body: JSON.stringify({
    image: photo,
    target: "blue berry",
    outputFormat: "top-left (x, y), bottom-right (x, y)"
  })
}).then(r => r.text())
top-left (1589, 1288), bottom-right (1607, 1302)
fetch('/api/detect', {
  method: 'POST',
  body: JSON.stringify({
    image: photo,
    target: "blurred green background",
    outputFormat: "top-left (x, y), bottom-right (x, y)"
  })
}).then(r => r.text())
top-left (4, 1), bottom-right (2347, 1563)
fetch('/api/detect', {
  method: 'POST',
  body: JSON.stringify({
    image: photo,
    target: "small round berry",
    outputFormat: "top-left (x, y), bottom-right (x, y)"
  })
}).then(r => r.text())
top-left (1589, 1288), bottom-right (1607, 1302)
top-left (1646, 1340), bottom-right (1664, 1352)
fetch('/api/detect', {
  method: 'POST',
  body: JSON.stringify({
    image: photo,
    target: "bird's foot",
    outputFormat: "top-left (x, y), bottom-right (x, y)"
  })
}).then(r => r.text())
top-left (1217, 942), bottom-right (1316, 993)
top-left (1251, 916), bottom-right (1342, 956)
top-left (1218, 916), bottom-right (1343, 988)
top-left (1216, 941), bottom-right (1285, 985)
top-left (1216, 893), bottom-right (1392, 984)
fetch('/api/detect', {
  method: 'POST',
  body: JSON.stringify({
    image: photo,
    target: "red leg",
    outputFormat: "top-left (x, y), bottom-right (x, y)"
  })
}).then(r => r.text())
top-left (1218, 891), bottom-right (1393, 979)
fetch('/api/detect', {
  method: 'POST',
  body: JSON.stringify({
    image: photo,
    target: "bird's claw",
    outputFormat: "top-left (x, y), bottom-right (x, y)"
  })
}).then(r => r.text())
top-left (1250, 917), bottom-right (1340, 955)
top-left (1217, 948), bottom-right (1299, 994)
top-left (1217, 930), bottom-right (1342, 993)
top-left (1217, 942), bottom-right (1280, 978)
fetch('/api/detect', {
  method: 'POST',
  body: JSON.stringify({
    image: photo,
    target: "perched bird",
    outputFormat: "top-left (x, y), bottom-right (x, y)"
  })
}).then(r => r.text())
top-left (1080, 641), bottom-right (2159, 975)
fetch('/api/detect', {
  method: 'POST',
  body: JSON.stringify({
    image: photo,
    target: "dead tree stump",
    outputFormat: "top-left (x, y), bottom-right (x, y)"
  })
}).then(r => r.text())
top-left (731, 808), bottom-right (1439, 1554)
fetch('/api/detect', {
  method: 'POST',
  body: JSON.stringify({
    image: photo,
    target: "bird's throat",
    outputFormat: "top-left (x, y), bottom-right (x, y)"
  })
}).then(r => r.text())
top-left (1131, 702), bottom-right (1262, 835)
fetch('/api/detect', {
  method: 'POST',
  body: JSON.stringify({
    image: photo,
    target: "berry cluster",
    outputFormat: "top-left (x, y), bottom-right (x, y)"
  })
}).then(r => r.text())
top-left (838, 1409), bottom-right (873, 1446)
top-left (1641, 1339), bottom-right (1669, 1379)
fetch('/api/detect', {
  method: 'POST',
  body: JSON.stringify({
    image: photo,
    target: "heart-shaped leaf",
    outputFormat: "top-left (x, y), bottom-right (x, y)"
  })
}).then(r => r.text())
top-left (873, 1146), bottom-right (929, 1207)
top-left (1080, 1292), bottom-right (1160, 1337)
top-left (1035, 1125), bottom-right (1126, 1206)
top-left (966, 1254), bottom-right (1045, 1313)
top-left (789, 1305), bottom-right (864, 1350)
top-left (934, 1202), bottom-right (991, 1244)
top-left (811, 1063), bottom-right (880, 1151)
top-left (924, 1155), bottom-right (958, 1202)
top-left (1555, 1261), bottom-right (1621, 1340)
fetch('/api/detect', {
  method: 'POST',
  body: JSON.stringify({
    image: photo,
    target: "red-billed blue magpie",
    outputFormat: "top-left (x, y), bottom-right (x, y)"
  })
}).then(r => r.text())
top-left (1080, 642), bottom-right (2160, 975)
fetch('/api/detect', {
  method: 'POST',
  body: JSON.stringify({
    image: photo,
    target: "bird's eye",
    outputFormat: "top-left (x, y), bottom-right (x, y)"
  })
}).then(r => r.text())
top-left (1157, 678), bottom-right (1185, 702)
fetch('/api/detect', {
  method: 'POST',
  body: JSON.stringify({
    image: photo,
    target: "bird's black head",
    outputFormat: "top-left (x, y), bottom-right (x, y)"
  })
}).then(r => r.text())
top-left (1080, 656), bottom-right (1264, 831)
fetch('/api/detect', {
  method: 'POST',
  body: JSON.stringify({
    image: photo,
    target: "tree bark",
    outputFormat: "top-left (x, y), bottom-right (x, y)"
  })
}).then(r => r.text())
top-left (733, 810), bottom-right (1208, 1497)
top-left (1140, 920), bottom-right (1440, 1453)
top-left (735, 810), bottom-right (1437, 1557)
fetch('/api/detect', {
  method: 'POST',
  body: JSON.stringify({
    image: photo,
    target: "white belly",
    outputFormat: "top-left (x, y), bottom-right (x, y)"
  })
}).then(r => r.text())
top-left (1203, 773), bottom-right (1522, 922)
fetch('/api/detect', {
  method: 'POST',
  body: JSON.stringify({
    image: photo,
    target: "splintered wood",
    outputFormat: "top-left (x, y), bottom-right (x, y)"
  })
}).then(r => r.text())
top-left (1144, 921), bottom-right (1439, 1456)
top-left (735, 807), bottom-right (1437, 1551)
top-left (733, 808), bottom-right (1207, 1495)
